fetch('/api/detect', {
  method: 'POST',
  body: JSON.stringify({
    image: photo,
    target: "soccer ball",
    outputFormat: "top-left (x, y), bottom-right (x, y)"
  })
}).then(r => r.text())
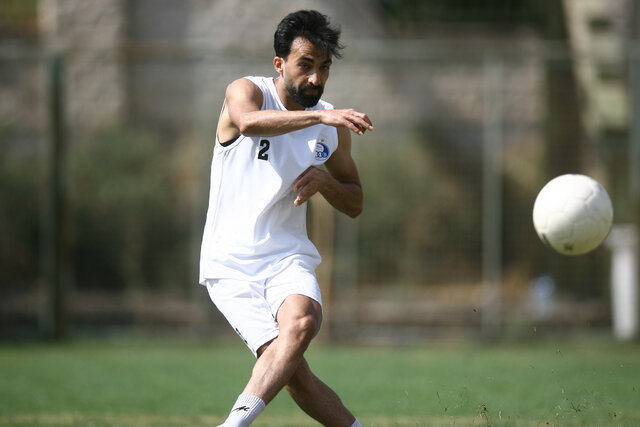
top-left (532, 174), bottom-right (613, 255)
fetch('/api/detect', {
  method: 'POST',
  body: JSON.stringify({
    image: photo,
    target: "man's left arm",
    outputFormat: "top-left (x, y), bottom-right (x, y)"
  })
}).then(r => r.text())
top-left (293, 127), bottom-right (363, 218)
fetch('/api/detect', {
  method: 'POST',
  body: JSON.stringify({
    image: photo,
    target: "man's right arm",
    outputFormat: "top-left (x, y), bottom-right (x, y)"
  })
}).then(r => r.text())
top-left (222, 78), bottom-right (373, 139)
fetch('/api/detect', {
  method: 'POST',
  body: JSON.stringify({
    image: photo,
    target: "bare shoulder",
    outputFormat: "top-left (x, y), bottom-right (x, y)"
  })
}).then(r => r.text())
top-left (226, 78), bottom-right (263, 103)
top-left (217, 78), bottom-right (264, 142)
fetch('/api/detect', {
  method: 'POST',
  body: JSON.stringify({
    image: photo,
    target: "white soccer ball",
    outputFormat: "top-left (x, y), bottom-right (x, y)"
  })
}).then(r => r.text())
top-left (532, 174), bottom-right (613, 255)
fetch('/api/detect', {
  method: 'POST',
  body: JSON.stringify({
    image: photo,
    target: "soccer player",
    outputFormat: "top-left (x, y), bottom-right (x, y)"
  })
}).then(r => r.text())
top-left (199, 9), bottom-right (373, 427)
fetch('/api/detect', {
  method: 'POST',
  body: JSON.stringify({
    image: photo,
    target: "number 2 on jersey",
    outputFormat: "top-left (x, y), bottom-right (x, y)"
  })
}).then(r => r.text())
top-left (258, 139), bottom-right (270, 161)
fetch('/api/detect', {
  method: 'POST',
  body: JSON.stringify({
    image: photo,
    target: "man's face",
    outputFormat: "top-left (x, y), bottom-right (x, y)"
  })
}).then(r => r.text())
top-left (279, 37), bottom-right (332, 108)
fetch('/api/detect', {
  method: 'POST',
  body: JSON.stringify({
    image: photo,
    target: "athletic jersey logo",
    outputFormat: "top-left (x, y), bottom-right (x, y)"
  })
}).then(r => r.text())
top-left (314, 139), bottom-right (330, 161)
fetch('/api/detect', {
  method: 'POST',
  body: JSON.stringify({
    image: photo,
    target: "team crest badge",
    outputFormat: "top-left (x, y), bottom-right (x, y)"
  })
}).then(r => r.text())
top-left (314, 138), bottom-right (330, 161)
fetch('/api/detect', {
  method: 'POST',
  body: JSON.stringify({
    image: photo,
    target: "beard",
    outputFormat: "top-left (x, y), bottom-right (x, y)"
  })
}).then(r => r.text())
top-left (285, 81), bottom-right (324, 108)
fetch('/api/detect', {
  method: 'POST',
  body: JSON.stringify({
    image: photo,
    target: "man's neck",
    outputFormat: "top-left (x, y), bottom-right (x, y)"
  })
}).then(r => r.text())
top-left (274, 77), bottom-right (306, 111)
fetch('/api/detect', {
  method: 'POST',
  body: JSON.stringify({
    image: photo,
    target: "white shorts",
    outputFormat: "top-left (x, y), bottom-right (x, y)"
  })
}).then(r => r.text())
top-left (204, 258), bottom-right (323, 357)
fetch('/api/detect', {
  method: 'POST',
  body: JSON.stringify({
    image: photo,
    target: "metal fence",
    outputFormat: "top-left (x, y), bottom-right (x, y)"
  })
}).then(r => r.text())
top-left (0, 38), bottom-right (637, 343)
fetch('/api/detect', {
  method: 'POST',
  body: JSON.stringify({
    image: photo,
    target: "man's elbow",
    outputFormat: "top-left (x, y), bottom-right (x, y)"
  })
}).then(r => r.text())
top-left (347, 205), bottom-right (363, 219)
top-left (346, 187), bottom-right (363, 218)
top-left (235, 114), bottom-right (262, 136)
top-left (236, 119), bottom-right (254, 136)
top-left (346, 195), bottom-right (363, 218)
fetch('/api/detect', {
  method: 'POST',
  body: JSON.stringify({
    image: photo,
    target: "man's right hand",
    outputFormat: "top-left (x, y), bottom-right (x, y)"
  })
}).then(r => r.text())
top-left (319, 109), bottom-right (373, 135)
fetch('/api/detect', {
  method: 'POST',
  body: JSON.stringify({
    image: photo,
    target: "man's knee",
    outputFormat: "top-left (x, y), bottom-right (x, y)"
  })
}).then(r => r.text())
top-left (277, 295), bottom-right (322, 347)
top-left (283, 313), bottom-right (319, 346)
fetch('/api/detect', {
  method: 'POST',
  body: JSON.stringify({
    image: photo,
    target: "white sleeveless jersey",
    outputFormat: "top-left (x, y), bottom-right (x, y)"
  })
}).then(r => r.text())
top-left (199, 76), bottom-right (339, 283)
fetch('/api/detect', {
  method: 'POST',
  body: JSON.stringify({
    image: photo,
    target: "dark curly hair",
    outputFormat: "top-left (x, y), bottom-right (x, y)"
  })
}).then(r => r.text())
top-left (274, 10), bottom-right (344, 59)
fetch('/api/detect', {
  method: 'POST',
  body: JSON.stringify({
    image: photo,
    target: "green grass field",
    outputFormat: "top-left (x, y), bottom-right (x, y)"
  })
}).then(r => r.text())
top-left (0, 339), bottom-right (638, 426)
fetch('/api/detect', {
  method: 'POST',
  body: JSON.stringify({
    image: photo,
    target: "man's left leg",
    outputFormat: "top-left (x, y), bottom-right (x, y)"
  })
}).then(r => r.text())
top-left (285, 357), bottom-right (360, 427)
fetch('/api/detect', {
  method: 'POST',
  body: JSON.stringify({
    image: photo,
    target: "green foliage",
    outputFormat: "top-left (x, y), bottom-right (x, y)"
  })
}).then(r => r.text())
top-left (71, 125), bottom-right (192, 291)
top-left (357, 136), bottom-right (481, 286)
top-left (0, 0), bottom-right (39, 38)
top-left (0, 123), bottom-right (196, 294)
top-left (377, 0), bottom-right (547, 31)
top-left (0, 131), bottom-right (41, 289)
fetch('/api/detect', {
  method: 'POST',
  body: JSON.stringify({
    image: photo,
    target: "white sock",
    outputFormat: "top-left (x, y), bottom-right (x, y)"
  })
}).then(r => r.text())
top-left (220, 394), bottom-right (265, 427)
top-left (351, 419), bottom-right (363, 427)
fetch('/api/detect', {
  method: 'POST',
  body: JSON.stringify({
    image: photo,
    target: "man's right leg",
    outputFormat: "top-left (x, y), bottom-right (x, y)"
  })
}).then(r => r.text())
top-left (217, 294), bottom-right (323, 426)
top-left (241, 294), bottom-right (322, 403)
top-left (206, 279), bottom-right (280, 426)
top-left (285, 357), bottom-right (358, 427)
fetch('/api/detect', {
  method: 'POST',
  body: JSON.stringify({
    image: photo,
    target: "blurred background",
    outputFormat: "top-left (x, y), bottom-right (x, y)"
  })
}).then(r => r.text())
top-left (1, 0), bottom-right (638, 345)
